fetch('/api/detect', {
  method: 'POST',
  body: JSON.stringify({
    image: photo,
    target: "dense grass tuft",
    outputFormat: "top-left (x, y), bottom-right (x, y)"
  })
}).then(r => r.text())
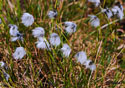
top-left (0, 0), bottom-right (124, 87)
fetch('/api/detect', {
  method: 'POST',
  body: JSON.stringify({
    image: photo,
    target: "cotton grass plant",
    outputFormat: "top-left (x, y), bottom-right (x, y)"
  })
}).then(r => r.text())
top-left (0, 0), bottom-right (124, 87)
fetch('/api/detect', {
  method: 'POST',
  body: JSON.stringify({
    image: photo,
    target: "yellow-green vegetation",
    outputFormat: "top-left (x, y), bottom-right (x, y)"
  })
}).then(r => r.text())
top-left (0, 0), bottom-right (124, 88)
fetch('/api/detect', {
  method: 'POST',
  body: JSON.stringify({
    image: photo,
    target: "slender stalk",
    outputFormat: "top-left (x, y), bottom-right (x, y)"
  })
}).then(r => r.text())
top-left (100, 19), bottom-right (119, 30)
top-left (88, 71), bottom-right (93, 88)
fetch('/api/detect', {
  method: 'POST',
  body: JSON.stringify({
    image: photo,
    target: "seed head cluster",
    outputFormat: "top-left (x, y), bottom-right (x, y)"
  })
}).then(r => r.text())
top-left (21, 13), bottom-right (34, 27)
top-left (64, 21), bottom-right (77, 34)
top-left (9, 24), bottom-right (23, 42)
top-left (13, 47), bottom-right (26, 60)
top-left (75, 51), bottom-right (96, 71)
top-left (61, 44), bottom-right (71, 57)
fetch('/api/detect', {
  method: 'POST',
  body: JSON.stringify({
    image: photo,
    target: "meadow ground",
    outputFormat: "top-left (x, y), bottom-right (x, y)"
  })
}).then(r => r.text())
top-left (0, 0), bottom-right (125, 88)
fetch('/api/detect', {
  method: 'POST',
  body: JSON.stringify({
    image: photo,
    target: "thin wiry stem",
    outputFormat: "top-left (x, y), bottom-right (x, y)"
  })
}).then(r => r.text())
top-left (88, 71), bottom-right (93, 88)
top-left (99, 19), bottom-right (119, 30)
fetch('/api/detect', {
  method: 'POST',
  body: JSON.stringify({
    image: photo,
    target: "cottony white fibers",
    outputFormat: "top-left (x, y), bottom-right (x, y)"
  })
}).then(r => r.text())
top-left (119, 4), bottom-right (123, 12)
top-left (61, 43), bottom-right (71, 57)
top-left (64, 22), bottom-right (77, 34)
top-left (9, 25), bottom-right (19, 36)
top-left (48, 10), bottom-right (57, 19)
top-left (84, 59), bottom-right (96, 71)
top-left (88, 15), bottom-right (100, 27)
top-left (102, 8), bottom-right (113, 19)
top-left (64, 22), bottom-right (76, 27)
top-left (21, 13), bottom-right (34, 27)
top-left (9, 25), bottom-right (23, 42)
top-left (75, 51), bottom-right (87, 64)
top-left (117, 9), bottom-right (124, 20)
top-left (89, 63), bottom-right (96, 71)
top-left (0, 61), bottom-right (5, 67)
top-left (32, 27), bottom-right (45, 38)
top-left (88, 0), bottom-right (100, 7)
top-left (111, 6), bottom-right (119, 15)
top-left (36, 37), bottom-right (50, 50)
top-left (111, 5), bottom-right (124, 20)
top-left (13, 47), bottom-right (26, 60)
top-left (115, 2), bottom-right (123, 12)
top-left (49, 33), bottom-right (61, 46)
top-left (84, 59), bottom-right (92, 69)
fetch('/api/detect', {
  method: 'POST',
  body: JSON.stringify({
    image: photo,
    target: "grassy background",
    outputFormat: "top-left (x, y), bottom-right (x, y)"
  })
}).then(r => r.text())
top-left (0, 0), bottom-right (125, 87)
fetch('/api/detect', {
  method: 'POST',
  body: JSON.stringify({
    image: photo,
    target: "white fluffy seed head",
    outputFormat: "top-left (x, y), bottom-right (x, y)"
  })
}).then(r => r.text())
top-left (75, 51), bottom-right (87, 64)
top-left (10, 37), bottom-right (19, 42)
top-left (32, 27), bottom-right (45, 38)
top-left (9, 25), bottom-right (19, 36)
top-left (64, 22), bottom-right (75, 27)
top-left (111, 6), bottom-right (119, 15)
top-left (102, 8), bottom-right (113, 19)
top-left (64, 21), bottom-right (77, 34)
top-left (117, 10), bottom-right (124, 20)
top-left (89, 63), bottom-right (96, 71)
top-left (10, 34), bottom-right (23, 42)
top-left (13, 47), bottom-right (26, 60)
top-left (105, 9), bottom-right (113, 19)
top-left (111, 5), bottom-right (124, 20)
top-left (36, 37), bottom-right (50, 50)
top-left (61, 43), bottom-right (71, 57)
top-left (84, 59), bottom-right (92, 68)
top-left (9, 25), bottom-right (23, 42)
top-left (119, 4), bottom-right (123, 12)
top-left (0, 61), bottom-right (5, 67)
top-left (84, 59), bottom-right (96, 71)
top-left (88, 15), bottom-right (100, 27)
top-left (21, 13), bottom-right (34, 27)
top-left (65, 26), bottom-right (74, 34)
top-left (48, 10), bottom-right (57, 19)
top-left (49, 33), bottom-right (61, 46)
top-left (88, 0), bottom-right (100, 7)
